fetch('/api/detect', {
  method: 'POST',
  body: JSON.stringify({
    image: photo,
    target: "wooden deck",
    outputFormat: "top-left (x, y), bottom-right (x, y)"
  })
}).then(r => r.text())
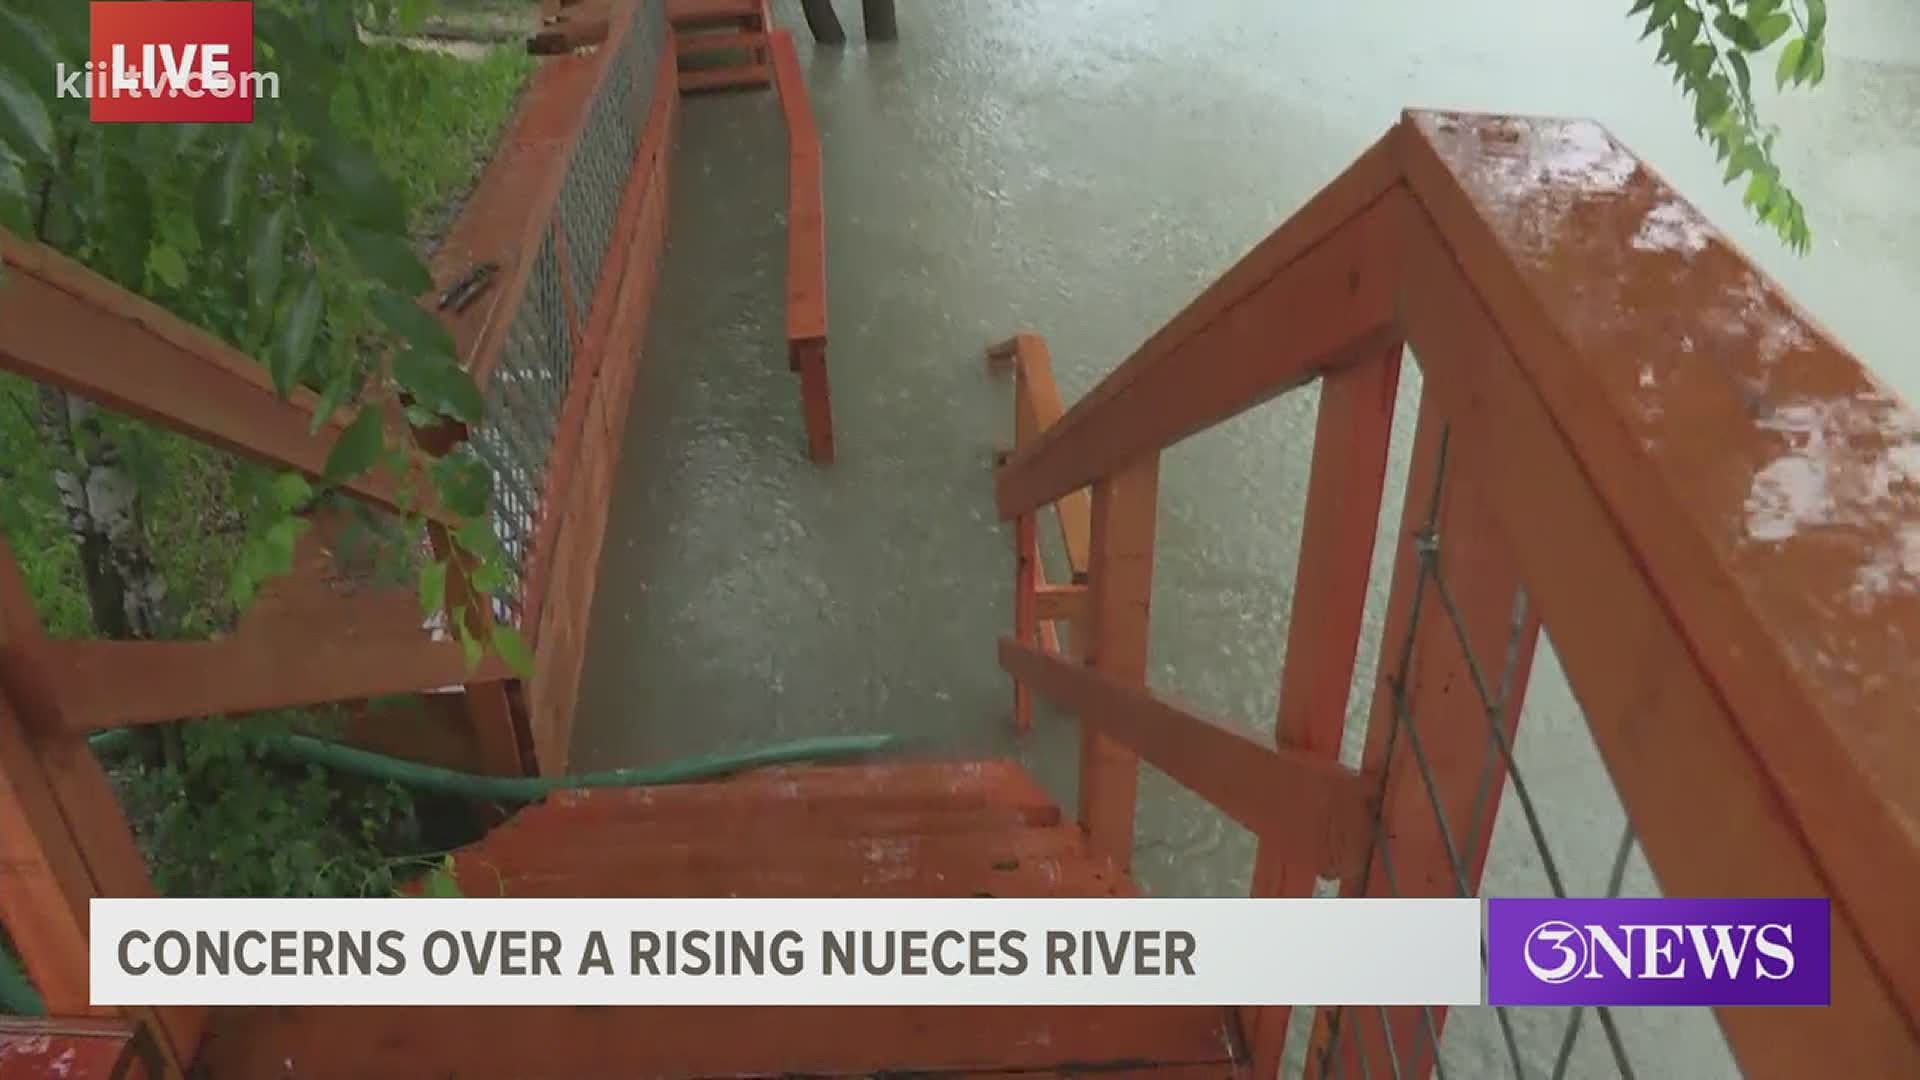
top-left (194, 760), bottom-right (1246, 1078)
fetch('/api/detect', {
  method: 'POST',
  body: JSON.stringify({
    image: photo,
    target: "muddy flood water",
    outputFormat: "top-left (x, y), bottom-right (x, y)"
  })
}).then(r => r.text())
top-left (570, 1), bottom-right (1920, 1076)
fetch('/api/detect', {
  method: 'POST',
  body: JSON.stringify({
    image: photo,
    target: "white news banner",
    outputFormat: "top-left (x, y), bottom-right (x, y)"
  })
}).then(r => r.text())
top-left (90, 897), bottom-right (1480, 1007)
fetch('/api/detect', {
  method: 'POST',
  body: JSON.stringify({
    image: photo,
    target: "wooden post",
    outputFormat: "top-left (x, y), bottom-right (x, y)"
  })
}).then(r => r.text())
top-left (1245, 344), bottom-right (1401, 1077)
top-left (0, 535), bottom-right (200, 1074)
top-left (793, 339), bottom-right (835, 465)
top-left (1013, 509), bottom-right (1037, 734)
top-left (425, 520), bottom-right (531, 777)
top-left (1077, 453), bottom-right (1160, 871)
top-left (1308, 388), bottom-right (1539, 1077)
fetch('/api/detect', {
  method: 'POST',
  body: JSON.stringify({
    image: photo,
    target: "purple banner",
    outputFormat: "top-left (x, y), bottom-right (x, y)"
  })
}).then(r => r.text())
top-left (1486, 898), bottom-right (1829, 1006)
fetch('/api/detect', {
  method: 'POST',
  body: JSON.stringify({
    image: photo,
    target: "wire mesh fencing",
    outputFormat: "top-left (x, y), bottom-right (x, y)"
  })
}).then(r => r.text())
top-left (1299, 405), bottom-right (1740, 1080)
top-left (468, 1), bottom-right (666, 627)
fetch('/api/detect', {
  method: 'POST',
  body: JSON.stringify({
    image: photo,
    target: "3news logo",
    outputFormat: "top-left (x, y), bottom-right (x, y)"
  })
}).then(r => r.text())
top-left (1486, 898), bottom-right (1830, 1007)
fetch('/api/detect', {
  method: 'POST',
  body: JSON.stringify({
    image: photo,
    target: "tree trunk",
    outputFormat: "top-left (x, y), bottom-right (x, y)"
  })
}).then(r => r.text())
top-left (799, 0), bottom-right (846, 45)
top-left (861, 0), bottom-right (897, 41)
top-left (36, 387), bottom-right (167, 641)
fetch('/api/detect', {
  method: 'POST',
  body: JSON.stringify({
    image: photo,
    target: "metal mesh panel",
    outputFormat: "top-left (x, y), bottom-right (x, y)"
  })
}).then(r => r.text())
top-left (472, 2), bottom-right (665, 626)
top-left (1306, 418), bottom-right (1738, 1080)
top-left (559, 16), bottom-right (645, 309)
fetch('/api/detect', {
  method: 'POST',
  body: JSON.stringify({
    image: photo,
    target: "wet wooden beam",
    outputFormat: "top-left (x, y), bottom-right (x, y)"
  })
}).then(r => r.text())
top-left (1401, 108), bottom-right (1920, 1056)
top-left (201, 1004), bottom-right (1241, 1078)
top-left (995, 142), bottom-right (1406, 518)
top-left (0, 538), bottom-right (200, 1071)
top-left (0, 233), bottom-right (444, 523)
top-left (1393, 187), bottom-right (1920, 1076)
top-left (1000, 638), bottom-right (1373, 880)
top-left (1246, 341), bottom-right (1402, 1076)
top-left (1074, 456), bottom-right (1160, 871)
top-left (22, 635), bottom-right (510, 734)
top-left (0, 1017), bottom-right (162, 1080)
top-left (771, 30), bottom-right (835, 463)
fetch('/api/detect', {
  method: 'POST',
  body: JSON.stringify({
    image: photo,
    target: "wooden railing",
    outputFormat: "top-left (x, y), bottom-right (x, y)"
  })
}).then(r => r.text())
top-left (995, 111), bottom-right (1920, 1078)
top-left (771, 28), bottom-right (835, 464)
top-left (0, 3), bottom-right (677, 1073)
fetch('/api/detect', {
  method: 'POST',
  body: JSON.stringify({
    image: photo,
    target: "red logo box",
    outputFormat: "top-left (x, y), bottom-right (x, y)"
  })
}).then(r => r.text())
top-left (89, 2), bottom-right (257, 123)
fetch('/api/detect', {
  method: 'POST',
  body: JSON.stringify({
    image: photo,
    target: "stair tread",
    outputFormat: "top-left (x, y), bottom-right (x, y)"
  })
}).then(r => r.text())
top-left (202, 1004), bottom-right (1243, 1078)
top-left (515, 759), bottom-right (1058, 826)
top-left (665, 0), bottom-right (761, 25)
top-left (675, 29), bottom-right (765, 55)
top-left (489, 803), bottom-right (1064, 853)
top-left (678, 64), bottom-right (772, 92)
top-left (451, 823), bottom-right (1112, 897)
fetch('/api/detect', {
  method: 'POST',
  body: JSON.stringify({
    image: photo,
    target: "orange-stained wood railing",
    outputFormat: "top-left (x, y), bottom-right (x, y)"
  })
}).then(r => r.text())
top-left (771, 28), bottom-right (835, 465)
top-left (996, 111), bottom-right (1920, 1079)
top-left (0, 4), bottom-right (676, 1072)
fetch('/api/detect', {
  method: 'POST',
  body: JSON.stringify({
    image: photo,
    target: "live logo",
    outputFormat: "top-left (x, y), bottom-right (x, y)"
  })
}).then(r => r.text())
top-left (88, 2), bottom-right (257, 123)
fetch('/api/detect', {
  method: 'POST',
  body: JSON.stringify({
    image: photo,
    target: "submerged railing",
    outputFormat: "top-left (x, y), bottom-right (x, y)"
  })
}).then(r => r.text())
top-left (996, 111), bottom-right (1920, 1078)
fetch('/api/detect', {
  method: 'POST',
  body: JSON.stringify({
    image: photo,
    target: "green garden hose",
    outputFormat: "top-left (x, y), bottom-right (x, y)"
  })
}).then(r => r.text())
top-left (0, 938), bottom-right (44, 1017)
top-left (86, 728), bottom-right (901, 803)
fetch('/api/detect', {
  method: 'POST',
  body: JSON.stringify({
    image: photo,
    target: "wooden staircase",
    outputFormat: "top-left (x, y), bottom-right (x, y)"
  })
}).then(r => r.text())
top-left (195, 759), bottom-right (1248, 1077)
top-left (669, 0), bottom-right (775, 92)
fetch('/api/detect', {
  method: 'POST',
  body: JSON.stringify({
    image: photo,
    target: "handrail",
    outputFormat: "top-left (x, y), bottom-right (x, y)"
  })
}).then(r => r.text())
top-left (995, 110), bottom-right (1920, 1077)
top-left (0, 232), bottom-right (449, 524)
top-left (770, 28), bottom-right (835, 464)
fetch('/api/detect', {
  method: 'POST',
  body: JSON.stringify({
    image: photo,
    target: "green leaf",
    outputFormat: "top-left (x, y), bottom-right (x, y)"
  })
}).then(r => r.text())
top-left (313, 134), bottom-right (408, 233)
top-left (196, 139), bottom-right (250, 239)
top-left (263, 516), bottom-right (308, 577)
top-left (418, 559), bottom-right (448, 615)
top-left (1712, 13), bottom-right (1759, 51)
top-left (1802, 42), bottom-right (1825, 86)
top-left (457, 624), bottom-right (482, 671)
top-left (341, 227), bottom-right (433, 296)
top-left (273, 272), bottom-right (324, 397)
top-left (0, 70), bottom-right (53, 165)
top-left (0, 10), bottom-right (62, 92)
top-left (1725, 50), bottom-right (1750, 100)
top-left (309, 362), bottom-right (355, 435)
top-left (369, 288), bottom-right (456, 358)
top-left (148, 245), bottom-right (189, 290)
top-left (1748, 12), bottom-right (1792, 49)
top-left (250, 207), bottom-right (291, 316)
top-left (270, 472), bottom-right (313, 511)
top-left (325, 408), bottom-right (387, 483)
top-left (0, 154), bottom-right (29, 236)
top-left (1806, 0), bottom-right (1827, 39)
top-left (432, 454), bottom-right (492, 519)
top-left (1776, 37), bottom-right (1806, 89)
top-left (422, 868), bottom-right (462, 899)
top-left (394, 347), bottom-right (485, 425)
top-left (491, 625), bottom-right (534, 679)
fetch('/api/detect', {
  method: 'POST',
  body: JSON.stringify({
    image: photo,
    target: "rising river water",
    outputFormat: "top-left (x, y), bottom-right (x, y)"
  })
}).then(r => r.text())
top-left (570, 2), bottom-right (1920, 1075)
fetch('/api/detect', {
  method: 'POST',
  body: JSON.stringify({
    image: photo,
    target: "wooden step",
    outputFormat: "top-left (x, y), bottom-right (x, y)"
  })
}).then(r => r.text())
top-left (665, 0), bottom-right (762, 27)
top-left (678, 64), bottom-right (772, 93)
top-left (201, 1004), bottom-right (1245, 1078)
top-left (506, 759), bottom-right (1059, 828)
top-left (488, 803), bottom-right (1063, 854)
top-left (674, 30), bottom-right (765, 57)
top-left (449, 824), bottom-right (1118, 898)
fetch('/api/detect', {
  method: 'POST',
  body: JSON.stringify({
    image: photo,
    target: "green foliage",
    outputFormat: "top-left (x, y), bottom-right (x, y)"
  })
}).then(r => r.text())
top-left (1633, 0), bottom-right (1828, 252)
top-left (0, 2), bottom-right (531, 662)
top-left (0, 4), bottom-right (534, 904)
top-left (113, 712), bottom-right (428, 898)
